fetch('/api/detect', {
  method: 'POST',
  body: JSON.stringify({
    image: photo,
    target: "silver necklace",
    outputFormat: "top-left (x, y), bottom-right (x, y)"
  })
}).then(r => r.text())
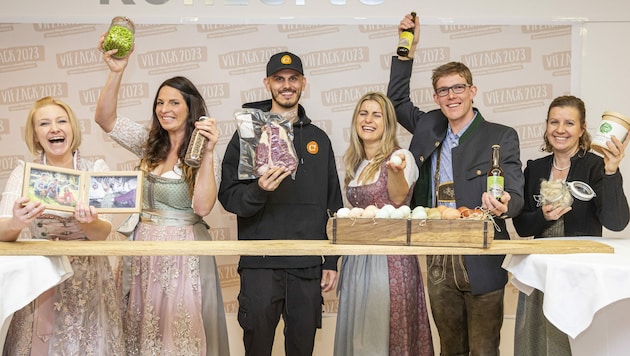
top-left (552, 157), bottom-right (570, 171)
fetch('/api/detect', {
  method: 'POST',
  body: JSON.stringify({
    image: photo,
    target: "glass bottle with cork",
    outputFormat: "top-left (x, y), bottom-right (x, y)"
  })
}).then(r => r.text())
top-left (184, 116), bottom-right (209, 167)
top-left (487, 144), bottom-right (504, 200)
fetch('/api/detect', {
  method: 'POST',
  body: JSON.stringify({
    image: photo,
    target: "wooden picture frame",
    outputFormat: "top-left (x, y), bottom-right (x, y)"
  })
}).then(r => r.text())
top-left (86, 171), bottom-right (143, 213)
top-left (22, 162), bottom-right (143, 213)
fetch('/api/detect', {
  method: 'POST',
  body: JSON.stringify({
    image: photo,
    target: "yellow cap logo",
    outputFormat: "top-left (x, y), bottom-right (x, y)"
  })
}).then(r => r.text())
top-left (307, 141), bottom-right (319, 154)
top-left (281, 55), bottom-right (292, 65)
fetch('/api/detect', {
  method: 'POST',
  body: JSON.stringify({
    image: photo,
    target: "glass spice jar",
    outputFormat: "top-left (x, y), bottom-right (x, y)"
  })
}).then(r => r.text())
top-left (102, 16), bottom-right (135, 58)
top-left (184, 116), bottom-right (209, 167)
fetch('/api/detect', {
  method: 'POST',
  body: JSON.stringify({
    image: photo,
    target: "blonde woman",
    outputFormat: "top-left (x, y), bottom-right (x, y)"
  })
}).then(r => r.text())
top-left (334, 92), bottom-right (434, 355)
top-left (0, 97), bottom-right (124, 355)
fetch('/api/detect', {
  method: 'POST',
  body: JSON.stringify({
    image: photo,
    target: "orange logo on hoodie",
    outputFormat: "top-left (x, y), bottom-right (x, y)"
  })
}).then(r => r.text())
top-left (306, 141), bottom-right (319, 154)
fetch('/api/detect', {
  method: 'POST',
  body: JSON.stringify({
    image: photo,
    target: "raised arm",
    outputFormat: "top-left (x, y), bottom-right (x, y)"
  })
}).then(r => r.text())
top-left (397, 12), bottom-right (420, 61)
top-left (95, 32), bottom-right (133, 133)
top-left (192, 118), bottom-right (220, 216)
top-left (387, 13), bottom-right (424, 134)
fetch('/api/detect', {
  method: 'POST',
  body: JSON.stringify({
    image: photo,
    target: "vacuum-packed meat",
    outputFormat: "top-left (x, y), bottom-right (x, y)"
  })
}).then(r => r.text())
top-left (256, 121), bottom-right (298, 175)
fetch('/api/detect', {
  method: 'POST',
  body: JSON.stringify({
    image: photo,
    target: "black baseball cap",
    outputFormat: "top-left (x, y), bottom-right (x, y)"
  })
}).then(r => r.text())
top-left (266, 51), bottom-right (304, 77)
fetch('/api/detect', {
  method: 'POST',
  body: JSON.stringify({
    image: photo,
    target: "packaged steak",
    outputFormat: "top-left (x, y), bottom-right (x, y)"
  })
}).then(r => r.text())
top-left (234, 108), bottom-right (298, 180)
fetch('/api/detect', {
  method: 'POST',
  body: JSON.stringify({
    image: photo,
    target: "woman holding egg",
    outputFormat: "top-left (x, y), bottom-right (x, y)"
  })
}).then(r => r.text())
top-left (333, 92), bottom-right (434, 355)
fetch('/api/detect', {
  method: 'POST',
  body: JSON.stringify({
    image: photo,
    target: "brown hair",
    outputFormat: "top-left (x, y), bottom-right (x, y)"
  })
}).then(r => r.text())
top-left (541, 95), bottom-right (591, 153)
top-left (142, 76), bottom-right (208, 197)
top-left (431, 62), bottom-right (473, 90)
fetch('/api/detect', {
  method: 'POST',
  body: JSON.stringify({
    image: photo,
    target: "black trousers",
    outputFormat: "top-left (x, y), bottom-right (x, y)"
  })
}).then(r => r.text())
top-left (238, 268), bottom-right (323, 356)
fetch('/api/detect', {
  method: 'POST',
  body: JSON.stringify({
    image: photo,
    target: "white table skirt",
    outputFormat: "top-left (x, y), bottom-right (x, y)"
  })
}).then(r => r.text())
top-left (0, 255), bottom-right (73, 352)
top-left (503, 237), bottom-right (630, 356)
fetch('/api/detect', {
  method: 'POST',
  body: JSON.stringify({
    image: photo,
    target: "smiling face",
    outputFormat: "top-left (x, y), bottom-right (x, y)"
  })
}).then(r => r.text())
top-left (546, 106), bottom-right (585, 155)
top-left (355, 99), bottom-right (385, 145)
top-left (264, 68), bottom-right (306, 113)
top-left (433, 73), bottom-right (477, 131)
top-left (33, 104), bottom-right (74, 162)
top-left (154, 85), bottom-right (189, 135)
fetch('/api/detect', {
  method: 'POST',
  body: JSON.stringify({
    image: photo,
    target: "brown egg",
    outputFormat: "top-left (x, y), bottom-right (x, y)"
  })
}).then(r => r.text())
top-left (458, 206), bottom-right (471, 218)
top-left (441, 207), bottom-right (461, 220)
top-left (426, 208), bottom-right (442, 220)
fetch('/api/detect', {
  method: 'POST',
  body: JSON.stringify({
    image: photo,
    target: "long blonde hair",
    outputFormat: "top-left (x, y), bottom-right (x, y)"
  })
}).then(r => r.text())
top-left (343, 92), bottom-right (400, 187)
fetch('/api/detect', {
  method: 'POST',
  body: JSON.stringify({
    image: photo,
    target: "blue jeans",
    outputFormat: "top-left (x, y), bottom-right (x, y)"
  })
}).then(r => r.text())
top-left (427, 255), bottom-right (504, 356)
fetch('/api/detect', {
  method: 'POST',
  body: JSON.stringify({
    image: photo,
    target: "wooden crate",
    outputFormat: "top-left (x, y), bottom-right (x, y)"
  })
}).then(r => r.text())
top-left (327, 217), bottom-right (492, 248)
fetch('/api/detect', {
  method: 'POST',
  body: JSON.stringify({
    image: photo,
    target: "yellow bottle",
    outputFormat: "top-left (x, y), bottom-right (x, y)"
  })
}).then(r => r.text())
top-left (397, 12), bottom-right (416, 57)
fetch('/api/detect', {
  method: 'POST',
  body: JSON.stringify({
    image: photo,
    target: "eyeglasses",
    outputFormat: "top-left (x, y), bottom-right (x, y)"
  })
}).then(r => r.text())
top-left (435, 84), bottom-right (471, 97)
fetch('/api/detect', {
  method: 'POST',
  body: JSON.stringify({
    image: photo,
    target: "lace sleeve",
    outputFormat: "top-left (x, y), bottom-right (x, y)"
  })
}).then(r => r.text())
top-left (0, 160), bottom-right (25, 218)
top-left (108, 116), bottom-right (149, 158)
top-left (92, 159), bottom-right (111, 172)
top-left (213, 151), bottom-right (221, 186)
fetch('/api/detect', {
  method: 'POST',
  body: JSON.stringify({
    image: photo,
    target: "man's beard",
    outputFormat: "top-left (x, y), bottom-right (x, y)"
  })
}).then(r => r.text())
top-left (272, 89), bottom-right (301, 109)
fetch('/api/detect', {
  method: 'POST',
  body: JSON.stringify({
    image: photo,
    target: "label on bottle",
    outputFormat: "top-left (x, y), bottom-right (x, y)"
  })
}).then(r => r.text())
top-left (487, 176), bottom-right (504, 199)
top-left (398, 31), bottom-right (413, 50)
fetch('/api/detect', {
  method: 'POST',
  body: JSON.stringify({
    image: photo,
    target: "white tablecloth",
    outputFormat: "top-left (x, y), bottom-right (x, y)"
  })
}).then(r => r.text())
top-left (0, 255), bottom-right (73, 353)
top-left (503, 237), bottom-right (630, 355)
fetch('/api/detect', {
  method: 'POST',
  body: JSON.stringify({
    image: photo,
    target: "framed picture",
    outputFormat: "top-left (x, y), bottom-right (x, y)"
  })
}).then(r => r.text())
top-left (23, 163), bottom-right (82, 212)
top-left (22, 162), bottom-right (143, 213)
top-left (87, 171), bottom-right (143, 213)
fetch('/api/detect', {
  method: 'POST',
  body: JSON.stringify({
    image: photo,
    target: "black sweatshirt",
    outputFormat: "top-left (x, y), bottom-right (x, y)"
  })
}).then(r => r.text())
top-left (218, 100), bottom-right (343, 271)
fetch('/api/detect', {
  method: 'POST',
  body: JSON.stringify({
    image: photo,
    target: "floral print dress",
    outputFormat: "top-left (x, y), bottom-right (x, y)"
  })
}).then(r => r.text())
top-left (334, 149), bottom-right (434, 356)
top-left (108, 116), bottom-right (229, 356)
top-left (0, 154), bottom-right (125, 356)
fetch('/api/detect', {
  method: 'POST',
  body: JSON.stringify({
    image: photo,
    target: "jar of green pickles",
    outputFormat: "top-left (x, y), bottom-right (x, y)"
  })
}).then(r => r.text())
top-left (103, 16), bottom-right (135, 58)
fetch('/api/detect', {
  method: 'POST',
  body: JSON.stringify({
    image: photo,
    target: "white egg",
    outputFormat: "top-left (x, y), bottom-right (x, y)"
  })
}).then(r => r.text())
top-left (390, 209), bottom-right (406, 219)
top-left (411, 209), bottom-right (427, 220)
top-left (374, 208), bottom-right (390, 219)
top-left (362, 205), bottom-right (378, 218)
top-left (380, 204), bottom-right (396, 215)
top-left (361, 209), bottom-right (376, 218)
top-left (390, 155), bottom-right (403, 166)
top-left (364, 205), bottom-right (378, 213)
top-left (412, 206), bottom-right (425, 215)
top-left (349, 207), bottom-right (364, 218)
top-left (336, 207), bottom-right (351, 218)
top-left (397, 205), bottom-right (412, 218)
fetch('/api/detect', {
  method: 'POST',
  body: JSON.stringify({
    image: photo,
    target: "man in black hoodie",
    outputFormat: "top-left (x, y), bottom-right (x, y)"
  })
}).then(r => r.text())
top-left (219, 51), bottom-right (343, 356)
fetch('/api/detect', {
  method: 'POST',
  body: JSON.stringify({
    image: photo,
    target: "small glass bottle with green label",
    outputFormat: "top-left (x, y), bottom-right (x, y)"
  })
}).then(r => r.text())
top-left (487, 144), bottom-right (504, 200)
